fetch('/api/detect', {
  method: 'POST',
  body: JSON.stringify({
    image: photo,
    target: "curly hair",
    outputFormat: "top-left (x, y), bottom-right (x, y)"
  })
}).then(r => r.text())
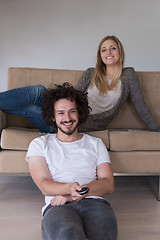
top-left (41, 82), bottom-right (91, 128)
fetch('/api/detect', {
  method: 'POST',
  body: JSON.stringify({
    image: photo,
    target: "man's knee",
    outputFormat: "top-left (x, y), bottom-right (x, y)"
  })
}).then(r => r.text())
top-left (42, 220), bottom-right (87, 240)
top-left (42, 207), bottom-right (87, 240)
top-left (57, 227), bottom-right (87, 240)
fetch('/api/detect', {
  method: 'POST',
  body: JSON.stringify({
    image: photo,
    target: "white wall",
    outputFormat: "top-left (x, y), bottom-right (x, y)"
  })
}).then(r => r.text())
top-left (0, 0), bottom-right (160, 91)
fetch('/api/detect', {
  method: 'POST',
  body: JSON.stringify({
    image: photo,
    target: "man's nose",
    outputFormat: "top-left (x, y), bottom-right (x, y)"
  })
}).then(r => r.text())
top-left (64, 112), bottom-right (71, 121)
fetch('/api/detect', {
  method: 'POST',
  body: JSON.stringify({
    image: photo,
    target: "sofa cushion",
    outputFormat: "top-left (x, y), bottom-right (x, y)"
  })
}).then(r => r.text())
top-left (0, 150), bottom-right (29, 174)
top-left (1, 127), bottom-right (109, 151)
top-left (85, 130), bottom-right (109, 149)
top-left (1, 128), bottom-right (45, 151)
top-left (109, 151), bottom-right (160, 173)
top-left (109, 130), bottom-right (160, 151)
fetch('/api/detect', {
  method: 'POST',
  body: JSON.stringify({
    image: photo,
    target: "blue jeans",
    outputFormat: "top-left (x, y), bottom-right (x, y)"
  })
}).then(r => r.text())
top-left (42, 198), bottom-right (118, 240)
top-left (0, 85), bottom-right (50, 132)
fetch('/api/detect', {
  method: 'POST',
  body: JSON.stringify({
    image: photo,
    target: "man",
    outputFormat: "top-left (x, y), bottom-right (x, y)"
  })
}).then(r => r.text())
top-left (26, 83), bottom-right (117, 240)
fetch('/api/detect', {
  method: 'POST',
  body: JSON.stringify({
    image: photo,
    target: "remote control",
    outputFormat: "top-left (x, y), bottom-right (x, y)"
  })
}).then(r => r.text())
top-left (77, 186), bottom-right (89, 195)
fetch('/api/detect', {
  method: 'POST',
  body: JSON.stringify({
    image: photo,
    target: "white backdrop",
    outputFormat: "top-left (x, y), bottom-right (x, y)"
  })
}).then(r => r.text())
top-left (0, 0), bottom-right (160, 91)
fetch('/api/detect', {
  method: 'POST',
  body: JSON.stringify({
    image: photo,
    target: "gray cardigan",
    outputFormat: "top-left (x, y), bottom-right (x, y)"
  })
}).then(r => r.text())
top-left (77, 67), bottom-right (159, 132)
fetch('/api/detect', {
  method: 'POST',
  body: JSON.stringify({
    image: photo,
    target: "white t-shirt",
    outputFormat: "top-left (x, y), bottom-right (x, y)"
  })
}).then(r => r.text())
top-left (26, 134), bottom-right (110, 213)
top-left (87, 79), bottom-right (122, 114)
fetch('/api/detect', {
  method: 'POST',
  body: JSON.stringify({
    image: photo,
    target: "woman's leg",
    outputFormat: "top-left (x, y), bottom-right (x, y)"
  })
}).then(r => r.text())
top-left (0, 85), bottom-right (51, 132)
top-left (42, 205), bottom-right (87, 240)
top-left (0, 85), bottom-right (45, 110)
top-left (11, 104), bottom-right (50, 132)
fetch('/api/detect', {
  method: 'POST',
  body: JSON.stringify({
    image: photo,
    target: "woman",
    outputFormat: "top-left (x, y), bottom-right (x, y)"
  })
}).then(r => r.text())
top-left (77, 35), bottom-right (159, 132)
top-left (0, 35), bottom-right (159, 132)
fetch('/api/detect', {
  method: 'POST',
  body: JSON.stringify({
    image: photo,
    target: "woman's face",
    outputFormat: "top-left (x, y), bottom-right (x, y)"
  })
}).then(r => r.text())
top-left (100, 39), bottom-right (120, 67)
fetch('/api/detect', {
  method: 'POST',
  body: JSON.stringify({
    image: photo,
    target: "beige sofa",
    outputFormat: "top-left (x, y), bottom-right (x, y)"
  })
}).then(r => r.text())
top-left (0, 67), bottom-right (160, 199)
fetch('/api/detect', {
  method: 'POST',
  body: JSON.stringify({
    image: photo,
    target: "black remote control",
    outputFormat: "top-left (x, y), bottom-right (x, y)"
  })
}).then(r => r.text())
top-left (77, 186), bottom-right (89, 195)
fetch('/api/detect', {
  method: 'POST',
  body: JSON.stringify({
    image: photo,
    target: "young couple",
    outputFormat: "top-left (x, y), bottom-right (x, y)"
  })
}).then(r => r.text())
top-left (1, 34), bottom-right (159, 239)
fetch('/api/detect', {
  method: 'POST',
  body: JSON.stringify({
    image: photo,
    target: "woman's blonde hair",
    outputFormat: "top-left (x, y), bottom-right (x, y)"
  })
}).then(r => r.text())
top-left (91, 35), bottom-right (125, 94)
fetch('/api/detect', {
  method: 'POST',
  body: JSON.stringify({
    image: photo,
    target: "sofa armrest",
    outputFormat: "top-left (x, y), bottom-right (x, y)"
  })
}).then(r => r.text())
top-left (0, 110), bottom-right (6, 133)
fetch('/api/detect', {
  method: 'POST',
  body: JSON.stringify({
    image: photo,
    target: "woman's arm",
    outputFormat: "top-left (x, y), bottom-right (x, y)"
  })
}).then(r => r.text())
top-left (128, 68), bottom-right (159, 131)
top-left (76, 68), bottom-right (94, 91)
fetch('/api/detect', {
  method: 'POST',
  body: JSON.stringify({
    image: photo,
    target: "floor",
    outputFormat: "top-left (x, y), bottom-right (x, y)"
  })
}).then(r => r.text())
top-left (0, 175), bottom-right (160, 240)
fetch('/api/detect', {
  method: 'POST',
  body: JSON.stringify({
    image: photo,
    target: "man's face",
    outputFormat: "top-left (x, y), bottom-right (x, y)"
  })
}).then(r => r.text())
top-left (53, 98), bottom-right (79, 136)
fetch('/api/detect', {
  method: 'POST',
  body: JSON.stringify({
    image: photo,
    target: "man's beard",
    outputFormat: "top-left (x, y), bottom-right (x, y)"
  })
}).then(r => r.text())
top-left (57, 120), bottom-right (78, 136)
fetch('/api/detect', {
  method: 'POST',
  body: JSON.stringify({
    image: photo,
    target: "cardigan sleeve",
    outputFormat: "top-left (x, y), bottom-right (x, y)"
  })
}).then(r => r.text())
top-left (127, 67), bottom-right (159, 131)
top-left (76, 68), bottom-right (94, 91)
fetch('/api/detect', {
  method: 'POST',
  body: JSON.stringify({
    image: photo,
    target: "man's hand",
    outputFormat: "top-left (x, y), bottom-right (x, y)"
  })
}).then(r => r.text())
top-left (69, 182), bottom-right (88, 201)
top-left (50, 195), bottom-right (69, 206)
top-left (50, 182), bottom-right (89, 206)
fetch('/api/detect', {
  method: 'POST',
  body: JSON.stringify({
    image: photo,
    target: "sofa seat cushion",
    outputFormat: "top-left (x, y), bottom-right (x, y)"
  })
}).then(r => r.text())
top-left (1, 128), bottom-right (45, 151)
top-left (109, 130), bottom-right (160, 151)
top-left (0, 150), bottom-right (29, 173)
top-left (109, 151), bottom-right (160, 173)
top-left (1, 127), bottom-right (109, 151)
